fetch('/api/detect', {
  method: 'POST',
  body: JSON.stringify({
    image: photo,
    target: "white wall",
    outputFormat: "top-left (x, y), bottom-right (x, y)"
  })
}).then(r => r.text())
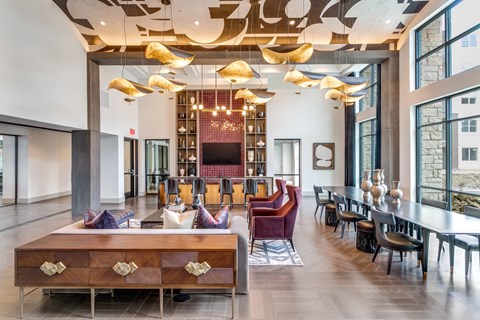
top-left (268, 77), bottom-right (345, 195)
top-left (0, 0), bottom-right (87, 130)
top-left (100, 134), bottom-right (123, 203)
top-left (398, 0), bottom-right (480, 200)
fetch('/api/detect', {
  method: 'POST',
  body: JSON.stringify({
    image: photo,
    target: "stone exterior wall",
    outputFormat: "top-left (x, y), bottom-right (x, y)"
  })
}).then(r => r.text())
top-left (418, 17), bottom-right (445, 87)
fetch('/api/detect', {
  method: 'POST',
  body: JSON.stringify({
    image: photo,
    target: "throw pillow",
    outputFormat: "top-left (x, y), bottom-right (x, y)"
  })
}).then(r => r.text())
top-left (163, 208), bottom-right (197, 229)
top-left (196, 205), bottom-right (229, 229)
top-left (84, 209), bottom-right (120, 229)
top-left (83, 209), bottom-right (97, 229)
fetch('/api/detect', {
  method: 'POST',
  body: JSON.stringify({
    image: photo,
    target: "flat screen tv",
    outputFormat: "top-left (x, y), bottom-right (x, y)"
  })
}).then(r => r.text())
top-left (202, 143), bottom-right (241, 165)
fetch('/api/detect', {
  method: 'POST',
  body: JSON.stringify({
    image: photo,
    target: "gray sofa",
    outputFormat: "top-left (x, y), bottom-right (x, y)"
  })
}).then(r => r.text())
top-left (51, 215), bottom-right (249, 294)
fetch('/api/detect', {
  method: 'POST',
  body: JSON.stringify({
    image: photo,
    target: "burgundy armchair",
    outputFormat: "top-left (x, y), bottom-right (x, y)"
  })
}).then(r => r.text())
top-left (247, 179), bottom-right (286, 222)
top-left (250, 185), bottom-right (302, 254)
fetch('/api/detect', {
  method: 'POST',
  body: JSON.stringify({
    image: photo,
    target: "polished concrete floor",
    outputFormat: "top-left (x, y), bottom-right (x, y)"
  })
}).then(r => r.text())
top-left (1, 195), bottom-right (480, 319)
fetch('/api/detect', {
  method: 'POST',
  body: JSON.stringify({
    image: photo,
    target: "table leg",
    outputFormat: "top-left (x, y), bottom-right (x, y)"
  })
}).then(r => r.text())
top-left (19, 287), bottom-right (24, 319)
top-left (159, 288), bottom-right (163, 319)
top-left (422, 228), bottom-right (430, 279)
top-left (448, 235), bottom-right (455, 274)
top-left (90, 288), bottom-right (95, 318)
top-left (231, 287), bottom-right (235, 319)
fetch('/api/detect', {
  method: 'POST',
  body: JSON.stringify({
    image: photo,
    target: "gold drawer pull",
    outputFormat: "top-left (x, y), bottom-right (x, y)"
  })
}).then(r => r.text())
top-left (112, 262), bottom-right (138, 276)
top-left (40, 262), bottom-right (66, 276)
top-left (185, 261), bottom-right (211, 276)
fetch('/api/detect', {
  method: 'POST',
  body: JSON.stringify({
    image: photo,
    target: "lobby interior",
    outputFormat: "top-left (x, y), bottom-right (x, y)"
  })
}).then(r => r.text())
top-left (1, 0), bottom-right (480, 319)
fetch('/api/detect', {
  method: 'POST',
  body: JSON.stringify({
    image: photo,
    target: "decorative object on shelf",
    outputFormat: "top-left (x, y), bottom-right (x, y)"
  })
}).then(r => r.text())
top-left (174, 196), bottom-right (182, 205)
top-left (145, 42), bottom-right (194, 68)
top-left (179, 168), bottom-right (185, 177)
top-left (370, 169), bottom-right (385, 202)
top-left (261, 43), bottom-right (314, 64)
top-left (256, 111), bottom-right (264, 118)
top-left (178, 125), bottom-right (186, 133)
top-left (148, 74), bottom-right (186, 92)
top-left (235, 88), bottom-right (275, 104)
top-left (261, 153), bottom-right (265, 162)
top-left (313, 143), bottom-right (335, 170)
top-left (178, 112), bottom-right (186, 118)
top-left (108, 78), bottom-right (154, 101)
top-left (190, 96), bottom-right (195, 104)
top-left (188, 164), bottom-right (196, 176)
top-left (188, 154), bottom-right (197, 162)
top-left (248, 125), bottom-right (254, 133)
top-left (257, 125), bottom-right (261, 133)
top-left (247, 150), bottom-right (255, 162)
top-left (217, 60), bottom-right (260, 84)
top-left (390, 181), bottom-right (403, 205)
top-left (380, 169), bottom-right (388, 200)
top-left (181, 139), bottom-right (186, 148)
top-left (360, 170), bottom-right (372, 198)
top-left (284, 69), bottom-right (326, 88)
top-left (190, 111), bottom-right (195, 119)
top-left (190, 141), bottom-right (195, 148)
top-left (256, 139), bottom-right (265, 147)
top-left (247, 167), bottom-right (253, 176)
top-left (248, 140), bottom-right (253, 148)
top-left (257, 163), bottom-right (265, 176)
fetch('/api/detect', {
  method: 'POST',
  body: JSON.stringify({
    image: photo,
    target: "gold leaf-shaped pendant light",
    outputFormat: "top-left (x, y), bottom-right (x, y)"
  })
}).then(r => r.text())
top-left (320, 75), bottom-right (368, 94)
top-left (217, 61), bottom-right (260, 84)
top-left (261, 43), bottom-right (314, 64)
top-left (235, 88), bottom-right (276, 104)
top-left (284, 70), bottom-right (326, 88)
top-left (148, 75), bottom-right (187, 92)
top-left (325, 89), bottom-right (367, 105)
top-left (145, 42), bottom-right (195, 69)
top-left (108, 78), bottom-right (154, 97)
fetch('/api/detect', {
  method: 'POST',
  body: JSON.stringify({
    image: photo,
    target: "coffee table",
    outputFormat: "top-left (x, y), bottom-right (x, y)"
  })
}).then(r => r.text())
top-left (141, 206), bottom-right (189, 229)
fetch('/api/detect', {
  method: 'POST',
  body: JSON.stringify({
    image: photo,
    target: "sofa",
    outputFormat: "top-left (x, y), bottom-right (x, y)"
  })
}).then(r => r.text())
top-left (51, 215), bottom-right (249, 294)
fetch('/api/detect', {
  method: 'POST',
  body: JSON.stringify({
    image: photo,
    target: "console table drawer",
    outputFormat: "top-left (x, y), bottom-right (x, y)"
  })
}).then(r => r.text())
top-left (16, 267), bottom-right (89, 286)
top-left (16, 251), bottom-right (89, 268)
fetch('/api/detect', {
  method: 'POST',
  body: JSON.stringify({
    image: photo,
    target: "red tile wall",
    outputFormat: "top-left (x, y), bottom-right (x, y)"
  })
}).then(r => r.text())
top-left (199, 90), bottom-right (245, 177)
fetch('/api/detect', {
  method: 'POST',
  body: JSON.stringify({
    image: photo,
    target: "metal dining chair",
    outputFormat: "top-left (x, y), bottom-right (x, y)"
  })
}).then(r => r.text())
top-left (332, 193), bottom-right (367, 238)
top-left (243, 178), bottom-right (258, 208)
top-left (436, 206), bottom-right (480, 276)
top-left (313, 185), bottom-right (332, 219)
top-left (219, 178), bottom-right (234, 209)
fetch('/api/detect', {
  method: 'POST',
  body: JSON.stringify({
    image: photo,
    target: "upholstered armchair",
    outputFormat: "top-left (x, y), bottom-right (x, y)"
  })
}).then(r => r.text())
top-left (250, 185), bottom-right (301, 254)
top-left (247, 179), bottom-right (286, 222)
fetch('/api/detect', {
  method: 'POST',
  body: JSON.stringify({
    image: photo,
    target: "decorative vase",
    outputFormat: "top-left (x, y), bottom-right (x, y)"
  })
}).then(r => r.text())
top-left (257, 163), bottom-right (265, 176)
top-left (179, 168), bottom-right (185, 177)
top-left (188, 164), bottom-right (196, 176)
top-left (247, 150), bottom-right (254, 162)
top-left (380, 169), bottom-right (388, 200)
top-left (390, 181), bottom-right (403, 205)
top-left (360, 170), bottom-right (372, 198)
top-left (369, 169), bottom-right (385, 202)
top-left (188, 154), bottom-right (196, 162)
top-left (248, 125), bottom-right (253, 133)
top-left (247, 167), bottom-right (253, 176)
top-left (191, 194), bottom-right (201, 209)
top-left (190, 96), bottom-right (195, 104)
top-left (190, 112), bottom-right (195, 119)
top-left (178, 125), bottom-right (186, 133)
top-left (256, 139), bottom-right (265, 147)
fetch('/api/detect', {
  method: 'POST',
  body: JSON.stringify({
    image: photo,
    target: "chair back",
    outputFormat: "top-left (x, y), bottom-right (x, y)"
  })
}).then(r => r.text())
top-left (191, 178), bottom-right (206, 195)
top-left (243, 178), bottom-right (258, 194)
top-left (464, 206), bottom-right (480, 219)
top-left (313, 185), bottom-right (324, 206)
top-left (421, 197), bottom-right (448, 209)
top-left (219, 178), bottom-right (233, 194)
top-left (332, 193), bottom-right (348, 220)
top-left (271, 179), bottom-right (287, 208)
top-left (283, 185), bottom-right (302, 237)
top-left (370, 206), bottom-right (396, 248)
top-left (165, 178), bottom-right (179, 194)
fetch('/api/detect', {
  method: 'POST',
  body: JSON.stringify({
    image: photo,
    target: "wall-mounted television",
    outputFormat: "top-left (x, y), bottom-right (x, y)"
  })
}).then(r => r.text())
top-left (202, 143), bottom-right (241, 165)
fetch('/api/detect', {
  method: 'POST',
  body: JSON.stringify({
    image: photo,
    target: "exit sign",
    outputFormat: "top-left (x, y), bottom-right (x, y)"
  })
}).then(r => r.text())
top-left (129, 128), bottom-right (135, 135)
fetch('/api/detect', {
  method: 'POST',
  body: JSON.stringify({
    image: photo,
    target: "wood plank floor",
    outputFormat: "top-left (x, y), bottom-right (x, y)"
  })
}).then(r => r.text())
top-left (0, 195), bottom-right (479, 319)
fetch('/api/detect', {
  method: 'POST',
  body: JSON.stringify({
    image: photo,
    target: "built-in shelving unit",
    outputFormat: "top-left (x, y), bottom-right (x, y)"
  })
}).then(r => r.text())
top-left (244, 104), bottom-right (267, 177)
top-left (176, 90), bottom-right (199, 177)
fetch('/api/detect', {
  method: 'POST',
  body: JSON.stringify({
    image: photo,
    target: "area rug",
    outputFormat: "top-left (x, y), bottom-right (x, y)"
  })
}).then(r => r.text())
top-left (248, 240), bottom-right (303, 266)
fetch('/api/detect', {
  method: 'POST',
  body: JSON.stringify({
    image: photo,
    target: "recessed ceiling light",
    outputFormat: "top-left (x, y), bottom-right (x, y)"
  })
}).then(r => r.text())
top-left (194, 20), bottom-right (200, 26)
top-left (385, 19), bottom-right (391, 24)
top-left (289, 20), bottom-right (295, 25)
top-left (100, 21), bottom-right (106, 26)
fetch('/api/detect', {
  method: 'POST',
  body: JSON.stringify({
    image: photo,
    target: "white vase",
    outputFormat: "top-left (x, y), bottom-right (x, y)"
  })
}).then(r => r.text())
top-left (247, 167), bottom-right (253, 176)
top-left (369, 169), bottom-right (385, 202)
top-left (380, 169), bottom-right (388, 200)
top-left (248, 125), bottom-right (254, 133)
top-left (390, 181), bottom-right (403, 205)
top-left (179, 168), bottom-right (185, 177)
top-left (360, 170), bottom-right (372, 198)
top-left (247, 150), bottom-right (254, 162)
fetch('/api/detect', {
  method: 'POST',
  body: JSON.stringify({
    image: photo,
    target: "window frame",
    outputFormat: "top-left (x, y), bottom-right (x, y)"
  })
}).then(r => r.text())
top-left (359, 119), bottom-right (377, 184)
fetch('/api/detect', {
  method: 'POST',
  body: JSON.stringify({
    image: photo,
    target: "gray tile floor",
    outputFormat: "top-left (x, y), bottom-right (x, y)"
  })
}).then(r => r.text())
top-left (1, 195), bottom-right (480, 319)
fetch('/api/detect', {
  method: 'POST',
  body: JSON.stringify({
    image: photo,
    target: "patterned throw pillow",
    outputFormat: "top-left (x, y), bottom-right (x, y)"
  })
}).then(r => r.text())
top-left (196, 206), bottom-right (229, 229)
top-left (163, 208), bottom-right (197, 229)
top-left (84, 209), bottom-right (120, 229)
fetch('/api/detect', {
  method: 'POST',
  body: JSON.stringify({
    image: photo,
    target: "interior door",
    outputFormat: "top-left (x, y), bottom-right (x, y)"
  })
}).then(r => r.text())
top-left (124, 139), bottom-right (138, 199)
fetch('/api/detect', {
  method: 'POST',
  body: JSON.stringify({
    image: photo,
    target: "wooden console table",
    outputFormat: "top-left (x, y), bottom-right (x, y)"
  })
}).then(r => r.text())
top-left (15, 234), bottom-right (237, 318)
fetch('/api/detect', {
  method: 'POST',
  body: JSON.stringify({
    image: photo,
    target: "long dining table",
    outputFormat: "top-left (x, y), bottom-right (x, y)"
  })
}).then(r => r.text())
top-left (323, 186), bottom-right (480, 278)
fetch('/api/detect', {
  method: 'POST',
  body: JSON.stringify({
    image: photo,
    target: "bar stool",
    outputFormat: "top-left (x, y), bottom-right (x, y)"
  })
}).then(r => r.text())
top-left (219, 178), bottom-right (234, 208)
top-left (243, 178), bottom-right (258, 208)
top-left (165, 178), bottom-right (180, 205)
top-left (191, 178), bottom-right (207, 207)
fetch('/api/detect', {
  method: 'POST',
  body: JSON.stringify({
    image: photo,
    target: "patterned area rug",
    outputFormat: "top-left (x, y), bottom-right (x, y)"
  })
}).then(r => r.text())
top-left (249, 240), bottom-right (303, 266)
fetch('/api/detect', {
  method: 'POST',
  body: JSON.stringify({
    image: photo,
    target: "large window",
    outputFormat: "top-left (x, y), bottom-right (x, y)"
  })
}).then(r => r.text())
top-left (359, 65), bottom-right (379, 111)
top-left (415, 0), bottom-right (479, 88)
top-left (416, 87), bottom-right (480, 212)
top-left (359, 120), bottom-right (377, 183)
